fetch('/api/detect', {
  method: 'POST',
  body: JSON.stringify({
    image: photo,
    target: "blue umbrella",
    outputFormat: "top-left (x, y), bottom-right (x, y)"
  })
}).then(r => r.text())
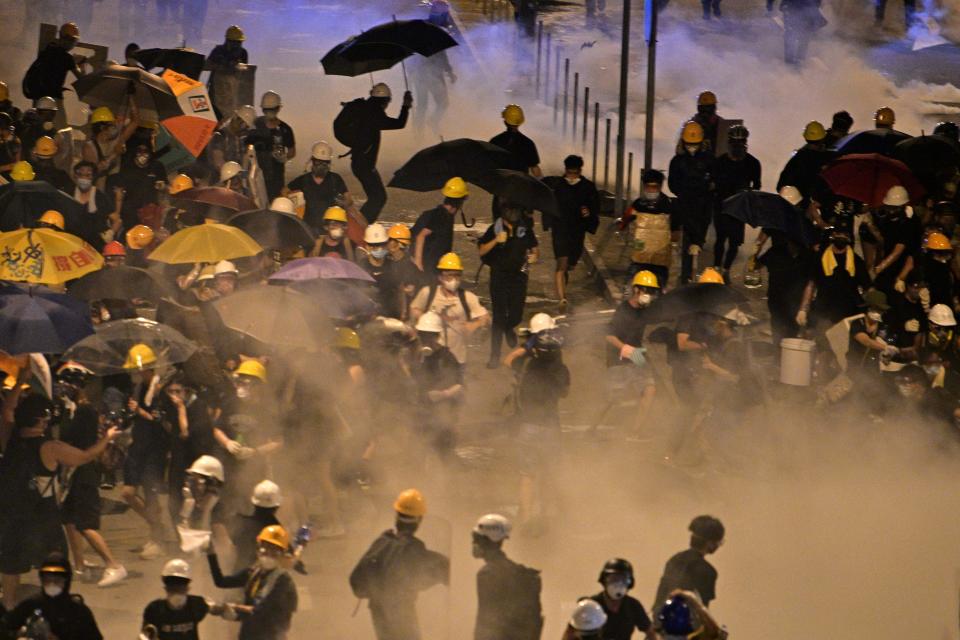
top-left (0, 284), bottom-right (94, 355)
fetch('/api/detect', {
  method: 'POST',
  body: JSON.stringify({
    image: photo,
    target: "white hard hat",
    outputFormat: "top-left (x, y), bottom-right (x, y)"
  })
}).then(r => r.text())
top-left (270, 197), bottom-right (296, 214)
top-left (370, 83), bottom-right (392, 99)
top-left (311, 141), bottom-right (333, 162)
top-left (161, 558), bottom-right (191, 580)
top-left (529, 313), bottom-right (557, 334)
top-left (416, 311), bottom-right (443, 333)
top-left (251, 479), bottom-right (282, 508)
top-left (364, 223), bottom-right (388, 244)
top-left (187, 455), bottom-right (225, 482)
top-left (260, 90), bottom-right (282, 110)
top-left (220, 160), bottom-right (242, 183)
top-left (473, 514), bottom-right (511, 542)
top-left (570, 599), bottom-right (607, 632)
top-left (883, 185), bottom-right (909, 206)
top-left (779, 185), bottom-right (802, 206)
top-left (929, 303), bottom-right (957, 327)
top-left (214, 260), bottom-right (238, 276)
top-left (234, 105), bottom-right (257, 129)
top-left (36, 96), bottom-right (58, 111)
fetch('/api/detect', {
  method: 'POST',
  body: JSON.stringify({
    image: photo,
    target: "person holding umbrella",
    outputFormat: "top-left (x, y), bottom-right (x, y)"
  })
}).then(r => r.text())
top-left (412, 177), bottom-right (468, 276)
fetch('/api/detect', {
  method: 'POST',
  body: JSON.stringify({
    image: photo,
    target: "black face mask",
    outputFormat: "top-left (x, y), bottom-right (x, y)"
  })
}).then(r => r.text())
top-left (697, 104), bottom-right (716, 117)
top-left (832, 239), bottom-right (849, 250)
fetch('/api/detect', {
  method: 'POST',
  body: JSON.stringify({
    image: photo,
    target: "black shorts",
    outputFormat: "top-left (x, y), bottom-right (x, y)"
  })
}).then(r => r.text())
top-left (0, 508), bottom-right (67, 575)
top-left (61, 484), bottom-right (102, 531)
top-left (552, 228), bottom-right (587, 267)
top-left (123, 451), bottom-right (166, 491)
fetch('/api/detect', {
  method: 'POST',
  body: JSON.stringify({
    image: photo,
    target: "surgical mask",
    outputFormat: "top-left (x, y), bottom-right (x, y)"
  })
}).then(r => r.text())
top-left (642, 189), bottom-right (659, 201)
top-left (258, 555), bottom-right (279, 571)
top-left (442, 278), bottom-right (460, 292)
top-left (419, 345), bottom-right (435, 358)
top-left (605, 581), bottom-right (628, 600)
top-left (328, 227), bottom-right (344, 240)
top-left (370, 247), bottom-right (387, 260)
top-left (43, 585), bottom-right (63, 598)
top-left (867, 311), bottom-right (882, 322)
top-left (312, 164), bottom-right (329, 178)
top-left (135, 154), bottom-right (150, 168)
top-left (167, 594), bottom-right (188, 609)
top-left (236, 386), bottom-right (250, 400)
top-left (564, 175), bottom-right (582, 185)
top-left (637, 293), bottom-right (652, 306)
top-left (935, 253), bottom-right (951, 263)
top-left (685, 144), bottom-right (699, 154)
top-left (76, 178), bottom-right (92, 191)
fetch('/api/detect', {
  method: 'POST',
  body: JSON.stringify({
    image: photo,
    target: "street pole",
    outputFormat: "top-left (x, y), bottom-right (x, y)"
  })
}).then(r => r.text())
top-left (643, 0), bottom-right (658, 171)
top-left (614, 0), bottom-right (631, 217)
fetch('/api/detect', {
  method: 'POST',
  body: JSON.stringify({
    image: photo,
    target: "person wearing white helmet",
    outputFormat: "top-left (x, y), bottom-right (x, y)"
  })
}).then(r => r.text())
top-left (357, 223), bottom-right (390, 282)
top-left (412, 311), bottom-right (465, 453)
top-left (142, 558), bottom-right (221, 640)
top-left (284, 140), bottom-right (354, 235)
top-left (472, 514), bottom-right (544, 640)
top-left (249, 91), bottom-right (296, 200)
top-left (219, 160), bottom-right (244, 191)
top-left (335, 82), bottom-right (413, 222)
top-left (213, 260), bottom-right (239, 297)
top-left (564, 599), bottom-right (608, 640)
top-left (229, 480), bottom-right (283, 572)
top-left (865, 185), bottom-right (916, 293)
top-left (926, 303), bottom-right (958, 363)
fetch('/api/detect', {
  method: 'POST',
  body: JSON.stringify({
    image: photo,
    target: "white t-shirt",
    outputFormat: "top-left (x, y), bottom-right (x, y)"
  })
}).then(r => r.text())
top-left (410, 285), bottom-right (488, 364)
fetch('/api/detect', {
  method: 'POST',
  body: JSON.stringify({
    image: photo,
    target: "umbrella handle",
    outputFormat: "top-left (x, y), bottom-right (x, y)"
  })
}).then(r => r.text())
top-left (393, 14), bottom-right (410, 91)
top-left (460, 211), bottom-right (475, 228)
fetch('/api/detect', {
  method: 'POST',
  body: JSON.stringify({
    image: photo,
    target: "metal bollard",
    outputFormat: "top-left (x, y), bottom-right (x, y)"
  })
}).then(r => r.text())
top-left (592, 103), bottom-right (600, 181)
top-left (604, 118), bottom-right (611, 190)
top-left (554, 92), bottom-right (559, 125)
top-left (562, 59), bottom-right (570, 135)
top-left (582, 87), bottom-right (590, 148)
top-left (572, 72), bottom-right (579, 139)
top-left (626, 152), bottom-right (634, 201)
top-left (544, 32), bottom-right (552, 106)
top-left (554, 48), bottom-right (561, 111)
top-left (536, 22), bottom-right (543, 99)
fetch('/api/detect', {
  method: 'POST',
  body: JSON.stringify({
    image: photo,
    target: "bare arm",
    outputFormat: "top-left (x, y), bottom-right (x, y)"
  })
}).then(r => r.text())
top-left (874, 243), bottom-right (905, 276)
top-left (43, 427), bottom-right (120, 468)
top-left (529, 165), bottom-right (543, 178)
top-left (676, 332), bottom-right (705, 352)
top-left (854, 331), bottom-right (888, 352)
top-left (414, 228), bottom-right (431, 270)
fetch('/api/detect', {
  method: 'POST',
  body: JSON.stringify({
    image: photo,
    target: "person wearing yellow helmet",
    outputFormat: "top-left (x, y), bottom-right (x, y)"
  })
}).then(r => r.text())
top-left (775, 120), bottom-right (833, 208)
top-left (82, 104), bottom-right (139, 184)
top-left (350, 490), bottom-right (449, 640)
top-left (690, 91), bottom-right (721, 152)
top-left (412, 177), bottom-right (469, 274)
top-left (309, 206), bottom-right (355, 260)
top-left (206, 26), bottom-right (250, 120)
top-left (377, 224), bottom-right (420, 320)
top-left (490, 104), bottom-right (542, 194)
top-left (284, 140), bottom-right (355, 236)
top-left (912, 227), bottom-right (955, 308)
top-left (30, 136), bottom-right (72, 192)
top-left (669, 122), bottom-right (715, 284)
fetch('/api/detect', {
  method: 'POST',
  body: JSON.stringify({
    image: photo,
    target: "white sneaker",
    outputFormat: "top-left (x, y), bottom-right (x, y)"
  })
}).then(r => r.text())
top-left (140, 541), bottom-right (163, 560)
top-left (97, 566), bottom-right (127, 587)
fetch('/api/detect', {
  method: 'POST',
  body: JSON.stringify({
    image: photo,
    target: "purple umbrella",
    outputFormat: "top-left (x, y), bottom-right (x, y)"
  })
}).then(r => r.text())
top-left (268, 257), bottom-right (376, 284)
top-left (0, 284), bottom-right (95, 355)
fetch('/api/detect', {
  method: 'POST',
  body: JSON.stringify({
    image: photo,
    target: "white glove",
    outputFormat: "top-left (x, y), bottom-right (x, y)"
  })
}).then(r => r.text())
top-left (619, 344), bottom-right (636, 360)
top-left (894, 279), bottom-right (906, 293)
top-left (226, 439), bottom-right (243, 456)
top-left (905, 319), bottom-right (920, 332)
top-left (795, 309), bottom-right (808, 327)
top-left (919, 287), bottom-right (931, 311)
top-left (688, 244), bottom-right (701, 256)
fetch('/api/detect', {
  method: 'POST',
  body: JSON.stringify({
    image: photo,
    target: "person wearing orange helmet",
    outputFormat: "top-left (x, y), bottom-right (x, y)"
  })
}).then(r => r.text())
top-left (22, 23), bottom-right (87, 128)
top-left (102, 241), bottom-right (126, 268)
top-left (206, 27), bottom-right (250, 121)
top-left (669, 121), bottom-right (716, 284)
top-left (30, 137), bottom-right (72, 192)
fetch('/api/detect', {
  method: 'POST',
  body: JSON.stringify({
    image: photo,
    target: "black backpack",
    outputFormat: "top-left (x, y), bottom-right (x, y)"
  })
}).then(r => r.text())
top-left (508, 562), bottom-right (544, 640)
top-left (349, 533), bottom-right (395, 599)
top-left (333, 98), bottom-right (368, 149)
top-left (22, 56), bottom-right (51, 101)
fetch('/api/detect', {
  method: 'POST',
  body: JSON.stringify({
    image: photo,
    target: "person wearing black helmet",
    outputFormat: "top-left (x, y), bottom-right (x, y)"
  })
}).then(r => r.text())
top-left (657, 590), bottom-right (726, 640)
top-left (583, 558), bottom-right (655, 640)
top-left (652, 515), bottom-right (725, 616)
top-left (934, 121), bottom-right (960, 142)
top-left (3, 552), bottom-right (103, 640)
top-left (712, 124), bottom-right (761, 282)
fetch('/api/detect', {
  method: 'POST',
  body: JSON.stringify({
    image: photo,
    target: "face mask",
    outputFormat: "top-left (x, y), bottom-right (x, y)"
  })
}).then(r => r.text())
top-left (729, 146), bottom-right (747, 160)
top-left (43, 585), bottom-right (63, 598)
top-left (935, 253), bottom-right (951, 263)
top-left (312, 165), bottom-right (329, 178)
top-left (370, 248), bottom-right (387, 260)
top-left (832, 239), bottom-right (849, 251)
top-left (135, 154), bottom-right (150, 168)
top-left (442, 279), bottom-right (460, 292)
top-left (419, 345), bottom-right (435, 358)
top-left (42, 120), bottom-right (54, 131)
top-left (564, 175), bottom-right (582, 185)
top-left (896, 383), bottom-right (917, 398)
top-left (167, 594), bottom-right (188, 609)
top-left (258, 555), bottom-right (279, 571)
top-left (685, 144), bottom-right (699, 155)
top-left (76, 178), bottom-right (92, 191)
top-left (867, 311), bottom-right (882, 322)
top-left (930, 329), bottom-right (951, 346)
top-left (642, 189), bottom-right (659, 201)
top-left (637, 293), bottom-right (652, 306)
top-left (605, 581), bottom-right (628, 600)
top-left (328, 227), bottom-right (344, 240)
top-left (236, 386), bottom-right (250, 400)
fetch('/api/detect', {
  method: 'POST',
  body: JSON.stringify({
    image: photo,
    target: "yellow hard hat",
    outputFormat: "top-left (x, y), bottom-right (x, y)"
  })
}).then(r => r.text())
top-left (256, 525), bottom-right (289, 550)
top-left (90, 106), bottom-right (115, 125)
top-left (502, 104), bottom-right (525, 126)
top-left (225, 25), bottom-right (246, 41)
top-left (169, 174), bottom-right (194, 195)
top-left (140, 119), bottom-right (159, 131)
top-left (59, 22), bottom-right (80, 39)
top-left (124, 343), bottom-right (157, 370)
top-left (632, 270), bottom-right (660, 289)
top-left (441, 176), bottom-right (468, 199)
top-left (39, 210), bottom-right (65, 230)
top-left (697, 90), bottom-right (717, 106)
top-left (33, 136), bottom-right (58, 158)
top-left (126, 224), bottom-right (155, 250)
top-left (394, 488), bottom-right (426, 517)
top-left (802, 120), bottom-right (827, 142)
top-left (0, 81), bottom-right (8, 102)
top-left (925, 231), bottom-right (952, 251)
top-left (235, 359), bottom-right (267, 382)
top-left (323, 206), bottom-right (348, 223)
top-left (681, 121), bottom-right (704, 144)
top-left (875, 106), bottom-right (895, 127)
top-left (11, 161), bottom-right (35, 181)
top-left (436, 252), bottom-right (463, 271)
top-left (334, 327), bottom-right (360, 351)
top-left (698, 267), bottom-right (725, 284)
top-left (388, 224), bottom-right (412, 243)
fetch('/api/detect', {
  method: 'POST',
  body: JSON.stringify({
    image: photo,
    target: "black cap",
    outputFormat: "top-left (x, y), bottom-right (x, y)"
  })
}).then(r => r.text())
top-left (564, 155), bottom-right (584, 169)
top-left (14, 393), bottom-right (54, 429)
top-left (689, 515), bottom-right (725, 542)
top-left (641, 168), bottom-right (665, 185)
top-left (831, 110), bottom-right (853, 131)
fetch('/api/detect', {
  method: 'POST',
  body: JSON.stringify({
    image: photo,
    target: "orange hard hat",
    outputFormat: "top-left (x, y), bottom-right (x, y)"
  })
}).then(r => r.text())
top-left (126, 225), bottom-right (155, 250)
top-left (102, 241), bottom-right (127, 257)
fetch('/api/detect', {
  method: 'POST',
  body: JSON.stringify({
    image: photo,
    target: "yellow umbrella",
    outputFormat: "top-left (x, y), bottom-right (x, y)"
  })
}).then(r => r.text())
top-left (148, 222), bottom-right (262, 264)
top-left (0, 228), bottom-right (103, 284)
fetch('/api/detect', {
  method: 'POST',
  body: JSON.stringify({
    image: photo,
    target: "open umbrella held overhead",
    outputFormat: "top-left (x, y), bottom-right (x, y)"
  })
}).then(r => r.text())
top-left (389, 138), bottom-right (526, 191)
top-left (0, 284), bottom-right (94, 355)
top-left (62, 318), bottom-right (198, 375)
top-left (0, 228), bottom-right (103, 285)
top-left (148, 222), bottom-right (262, 264)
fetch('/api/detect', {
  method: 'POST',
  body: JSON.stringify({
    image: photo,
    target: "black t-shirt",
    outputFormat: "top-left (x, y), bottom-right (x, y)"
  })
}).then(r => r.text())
top-left (713, 152), bottom-right (761, 202)
top-left (848, 317), bottom-right (890, 368)
top-left (35, 165), bottom-right (73, 193)
top-left (586, 593), bottom-right (652, 640)
top-left (413, 206), bottom-right (455, 272)
top-left (142, 595), bottom-right (209, 640)
top-left (489, 129), bottom-right (540, 169)
top-left (379, 255), bottom-right (419, 319)
top-left (652, 548), bottom-right (718, 613)
top-left (108, 160), bottom-right (166, 228)
top-left (517, 350), bottom-right (569, 426)
top-left (249, 117), bottom-right (295, 177)
top-left (287, 171), bottom-right (348, 233)
top-left (30, 43), bottom-right (79, 99)
top-left (479, 220), bottom-right (538, 273)
top-left (607, 300), bottom-right (647, 365)
top-left (886, 291), bottom-right (926, 349)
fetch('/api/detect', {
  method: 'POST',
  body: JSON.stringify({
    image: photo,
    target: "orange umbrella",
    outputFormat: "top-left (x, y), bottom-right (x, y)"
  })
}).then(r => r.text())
top-left (160, 69), bottom-right (217, 157)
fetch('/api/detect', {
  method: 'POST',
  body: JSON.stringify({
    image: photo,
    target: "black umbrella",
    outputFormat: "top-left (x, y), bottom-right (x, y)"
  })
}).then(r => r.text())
top-left (0, 284), bottom-right (94, 355)
top-left (132, 48), bottom-right (206, 80)
top-left (389, 138), bottom-right (526, 191)
top-left (892, 134), bottom-right (960, 188)
top-left (835, 128), bottom-right (913, 157)
top-left (67, 266), bottom-right (173, 304)
top-left (0, 181), bottom-right (86, 236)
top-left (321, 18), bottom-right (457, 79)
top-left (227, 208), bottom-right (315, 249)
top-left (472, 169), bottom-right (559, 216)
top-left (721, 190), bottom-right (818, 246)
top-left (639, 283), bottom-right (748, 324)
top-left (73, 64), bottom-right (180, 119)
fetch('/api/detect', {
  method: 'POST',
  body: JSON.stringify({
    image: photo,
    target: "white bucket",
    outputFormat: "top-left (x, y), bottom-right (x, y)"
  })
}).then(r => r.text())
top-left (780, 338), bottom-right (815, 386)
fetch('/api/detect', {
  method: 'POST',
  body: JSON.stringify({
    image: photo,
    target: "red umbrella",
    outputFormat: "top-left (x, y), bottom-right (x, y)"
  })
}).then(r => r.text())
top-left (820, 153), bottom-right (925, 207)
top-left (172, 187), bottom-right (257, 213)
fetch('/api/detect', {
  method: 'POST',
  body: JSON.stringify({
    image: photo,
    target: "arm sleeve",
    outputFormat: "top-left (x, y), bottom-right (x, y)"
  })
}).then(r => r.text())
top-left (375, 106), bottom-right (410, 131)
top-left (478, 224), bottom-right (495, 244)
top-left (207, 553), bottom-right (250, 589)
top-left (287, 174), bottom-right (304, 191)
top-left (466, 292), bottom-right (489, 318)
top-left (251, 573), bottom-right (298, 620)
top-left (667, 156), bottom-right (682, 196)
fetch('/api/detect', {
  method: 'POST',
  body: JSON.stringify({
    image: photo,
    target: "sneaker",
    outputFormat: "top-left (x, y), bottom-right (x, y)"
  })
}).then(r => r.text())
top-left (140, 541), bottom-right (163, 560)
top-left (97, 566), bottom-right (127, 587)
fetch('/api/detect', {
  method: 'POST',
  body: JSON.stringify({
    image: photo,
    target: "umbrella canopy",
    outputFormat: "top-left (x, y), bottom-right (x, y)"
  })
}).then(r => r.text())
top-left (212, 285), bottom-right (331, 350)
top-left (820, 153), bottom-right (925, 207)
top-left (389, 138), bottom-right (526, 191)
top-left (0, 228), bottom-right (103, 284)
top-left (148, 222), bottom-right (262, 264)
top-left (321, 19), bottom-right (458, 77)
top-left (132, 48), bottom-right (206, 80)
top-left (62, 317), bottom-right (198, 375)
top-left (285, 279), bottom-right (380, 320)
top-left (73, 64), bottom-right (181, 119)
top-left (835, 128), bottom-right (913, 156)
top-left (639, 283), bottom-right (748, 324)
top-left (227, 208), bottom-right (315, 249)
top-left (473, 169), bottom-right (559, 216)
top-left (721, 190), bottom-right (818, 246)
top-left (158, 70), bottom-right (218, 157)
top-left (891, 134), bottom-right (960, 188)
top-left (0, 180), bottom-right (87, 235)
top-left (173, 187), bottom-right (257, 212)
top-left (67, 266), bottom-right (174, 303)
top-left (0, 353), bottom-right (53, 398)
top-left (0, 284), bottom-right (94, 354)
top-left (269, 256), bottom-right (376, 284)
